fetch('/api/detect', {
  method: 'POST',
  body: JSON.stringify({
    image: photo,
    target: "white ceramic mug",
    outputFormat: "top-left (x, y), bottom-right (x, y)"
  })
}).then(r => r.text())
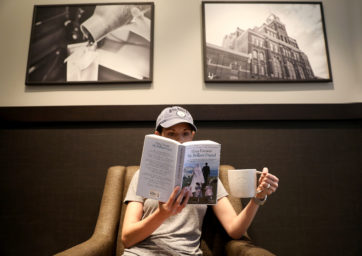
top-left (228, 169), bottom-right (259, 198)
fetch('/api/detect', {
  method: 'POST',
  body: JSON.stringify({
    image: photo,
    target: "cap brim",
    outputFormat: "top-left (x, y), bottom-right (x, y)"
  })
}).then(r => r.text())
top-left (160, 119), bottom-right (197, 131)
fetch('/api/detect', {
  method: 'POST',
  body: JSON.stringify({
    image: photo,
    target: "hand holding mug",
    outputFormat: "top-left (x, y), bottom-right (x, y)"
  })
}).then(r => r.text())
top-left (228, 167), bottom-right (279, 199)
top-left (256, 167), bottom-right (279, 199)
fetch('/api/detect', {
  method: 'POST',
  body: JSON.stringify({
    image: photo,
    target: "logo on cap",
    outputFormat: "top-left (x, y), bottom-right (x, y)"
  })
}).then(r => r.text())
top-left (177, 110), bottom-right (186, 118)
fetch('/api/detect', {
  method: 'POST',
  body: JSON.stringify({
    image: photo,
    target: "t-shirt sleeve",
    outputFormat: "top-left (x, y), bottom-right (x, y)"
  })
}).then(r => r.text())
top-left (216, 178), bottom-right (229, 201)
top-left (124, 170), bottom-right (144, 204)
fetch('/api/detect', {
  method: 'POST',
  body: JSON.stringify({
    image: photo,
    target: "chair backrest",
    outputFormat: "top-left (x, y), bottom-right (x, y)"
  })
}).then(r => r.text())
top-left (115, 165), bottom-right (243, 256)
top-left (116, 166), bottom-right (139, 255)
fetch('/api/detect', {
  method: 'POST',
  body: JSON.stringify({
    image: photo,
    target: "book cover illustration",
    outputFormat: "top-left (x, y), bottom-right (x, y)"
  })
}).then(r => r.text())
top-left (181, 143), bottom-right (220, 204)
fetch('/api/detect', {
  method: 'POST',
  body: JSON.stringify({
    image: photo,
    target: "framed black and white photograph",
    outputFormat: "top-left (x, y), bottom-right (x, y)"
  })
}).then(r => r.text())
top-left (202, 1), bottom-right (332, 83)
top-left (26, 2), bottom-right (154, 85)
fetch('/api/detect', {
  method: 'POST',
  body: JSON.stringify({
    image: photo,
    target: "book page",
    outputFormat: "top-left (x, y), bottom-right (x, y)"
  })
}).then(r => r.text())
top-left (181, 141), bottom-right (221, 204)
top-left (137, 135), bottom-right (180, 202)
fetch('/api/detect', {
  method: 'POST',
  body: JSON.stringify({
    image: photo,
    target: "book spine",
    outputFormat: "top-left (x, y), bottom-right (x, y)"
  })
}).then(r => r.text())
top-left (175, 145), bottom-right (185, 187)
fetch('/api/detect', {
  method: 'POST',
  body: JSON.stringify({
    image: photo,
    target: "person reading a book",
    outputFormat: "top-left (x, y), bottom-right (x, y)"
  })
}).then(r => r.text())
top-left (121, 106), bottom-right (279, 256)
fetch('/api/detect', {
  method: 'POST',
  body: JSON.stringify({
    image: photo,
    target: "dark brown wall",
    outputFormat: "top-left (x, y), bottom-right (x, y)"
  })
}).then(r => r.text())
top-left (1, 119), bottom-right (361, 256)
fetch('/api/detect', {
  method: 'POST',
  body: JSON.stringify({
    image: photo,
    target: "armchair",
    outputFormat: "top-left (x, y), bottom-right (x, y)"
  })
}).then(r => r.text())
top-left (55, 165), bottom-right (275, 256)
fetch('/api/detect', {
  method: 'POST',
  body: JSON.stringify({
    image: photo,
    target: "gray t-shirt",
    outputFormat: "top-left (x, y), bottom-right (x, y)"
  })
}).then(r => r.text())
top-left (122, 170), bottom-right (228, 256)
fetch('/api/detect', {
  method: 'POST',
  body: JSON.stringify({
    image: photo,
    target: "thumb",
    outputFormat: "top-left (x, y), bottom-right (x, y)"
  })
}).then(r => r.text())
top-left (259, 167), bottom-right (268, 183)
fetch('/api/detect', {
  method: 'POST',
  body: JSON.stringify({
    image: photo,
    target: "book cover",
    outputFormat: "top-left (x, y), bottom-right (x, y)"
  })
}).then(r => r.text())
top-left (136, 134), bottom-right (221, 204)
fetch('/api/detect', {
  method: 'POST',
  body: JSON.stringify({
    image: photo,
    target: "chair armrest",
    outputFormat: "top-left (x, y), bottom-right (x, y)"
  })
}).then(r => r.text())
top-left (54, 166), bottom-right (126, 256)
top-left (225, 239), bottom-right (276, 256)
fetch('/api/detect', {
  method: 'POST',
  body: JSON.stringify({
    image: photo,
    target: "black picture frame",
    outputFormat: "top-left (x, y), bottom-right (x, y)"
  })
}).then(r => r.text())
top-left (202, 1), bottom-right (333, 83)
top-left (25, 2), bottom-right (154, 85)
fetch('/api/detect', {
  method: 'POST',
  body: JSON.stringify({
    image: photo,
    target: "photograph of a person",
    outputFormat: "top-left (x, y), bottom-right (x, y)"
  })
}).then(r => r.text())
top-left (182, 162), bottom-right (218, 204)
top-left (25, 3), bottom-right (154, 85)
top-left (202, 2), bottom-right (332, 83)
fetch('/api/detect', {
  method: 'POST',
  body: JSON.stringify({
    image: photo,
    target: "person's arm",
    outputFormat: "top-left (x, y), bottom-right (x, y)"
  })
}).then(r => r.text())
top-left (212, 168), bottom-right (279, 239)
top-left (121, 186), bottom-right (191, 248)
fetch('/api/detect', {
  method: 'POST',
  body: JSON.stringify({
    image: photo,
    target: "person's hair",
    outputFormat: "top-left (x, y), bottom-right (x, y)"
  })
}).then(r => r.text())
top-left (156, 123), bottom-right (194, 134)
top-left (156, 125), bottom-right (163, 134)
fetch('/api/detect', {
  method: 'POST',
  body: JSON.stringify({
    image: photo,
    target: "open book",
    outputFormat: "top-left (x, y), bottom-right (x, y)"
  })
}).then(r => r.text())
top-left (136, 134), bottom-right (221, 204)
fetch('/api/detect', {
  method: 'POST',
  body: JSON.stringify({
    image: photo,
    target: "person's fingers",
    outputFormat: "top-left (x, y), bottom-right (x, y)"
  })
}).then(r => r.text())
top-left (175, 188), bottom-right (186, 204)
top-left (257, 172), bottom-right (279, 196)
top-left (258, 168), bottom-right (279, 192)
top-left (181, 190), bottom-right (191, 207)
top-left (261, 181), bottom-right (278, 194)
top-left (266, 173), bottom-right (279, 183)
top-left (165, 186), bottom-right (181, 208)
top-left (176, 189), bottom-right (191, 214)
top-left (258, 167), bottom-right (268, 183)
top-left (173, 188), bottom-right (190, 214)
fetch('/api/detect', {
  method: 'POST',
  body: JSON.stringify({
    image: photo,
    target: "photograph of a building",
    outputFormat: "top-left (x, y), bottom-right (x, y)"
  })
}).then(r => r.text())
top-left (203, 2), bottom-right (332, 82)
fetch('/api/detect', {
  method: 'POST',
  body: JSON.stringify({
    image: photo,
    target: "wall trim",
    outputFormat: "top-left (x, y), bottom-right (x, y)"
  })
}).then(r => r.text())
top-left (0, 103), bottom-right (361, 123)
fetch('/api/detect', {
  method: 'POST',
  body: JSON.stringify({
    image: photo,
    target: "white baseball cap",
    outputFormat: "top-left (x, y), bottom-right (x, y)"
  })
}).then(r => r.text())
top-left (156, 106), bottom-right (197, 131)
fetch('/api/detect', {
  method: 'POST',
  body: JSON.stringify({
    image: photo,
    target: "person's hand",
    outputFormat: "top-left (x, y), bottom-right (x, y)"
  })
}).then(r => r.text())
top-left (81, 5), bottom-right (133, 43)
top-left (158, 186), bottom-right (191, 218)
top-left (255, 167), bottom-right (279, 199)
